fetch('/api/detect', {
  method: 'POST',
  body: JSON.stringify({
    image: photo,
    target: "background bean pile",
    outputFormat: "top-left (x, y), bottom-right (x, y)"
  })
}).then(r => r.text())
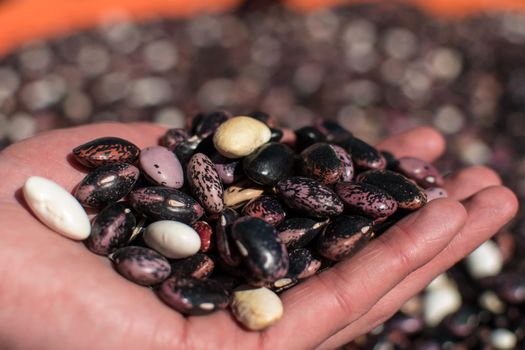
top-left (1, 2), bottom-right (525, 348)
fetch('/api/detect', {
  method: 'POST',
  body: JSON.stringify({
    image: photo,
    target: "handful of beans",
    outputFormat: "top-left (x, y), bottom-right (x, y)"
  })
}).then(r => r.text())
top-left (67, 112), bottom-right (445, 330)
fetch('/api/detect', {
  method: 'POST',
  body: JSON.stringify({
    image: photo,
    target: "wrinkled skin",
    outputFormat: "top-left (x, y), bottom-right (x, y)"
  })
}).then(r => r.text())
top-left (0, 123), bottom-right (517, 350)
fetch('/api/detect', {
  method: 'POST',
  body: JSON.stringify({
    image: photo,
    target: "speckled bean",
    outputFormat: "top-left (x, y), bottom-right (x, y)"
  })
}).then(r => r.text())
top-left (299, 143), bottom-right (343, 185)
top-left (277, 217), bottom-right (326, 249)
top-left (139, 146), bottom-right (184, 188)
top-left (317, 215), bottom-right (373, 261)
top-left (85, 203), bottom-right (136, 255)
top-left (161, 128), bottom-right (189, 151)
top-left (129, 186), bottom-right (204, 224)
top-left (72, 137), bottom-right (140, 168)
top-left (357, 170), bottom-right (427, 210)
top-left (192, 221), bottom-right (213, 253)
top-left (276, 176), bottom-right (344, 218)
top-left (341, 137), bottom-right (386, 170)
top-left (74, 163), bottom-right (140, 208)
top-left (158, 277), bottom-right (230, 316)
top-left (332, 144), bottom-right (355, 182)
top-left (288, 248), bottom-right (322, 279)
top-left (242, 196), bottom-right (286, 226)
top-left (335, 182), bottom-right (398, 219)
top-left (187, 153), bottom-right (224, 214)
top-left (170, 254), bottom-right (215, 280)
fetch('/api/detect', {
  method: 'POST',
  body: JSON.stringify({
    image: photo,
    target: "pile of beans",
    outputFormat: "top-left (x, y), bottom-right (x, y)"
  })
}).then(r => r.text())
top-left (23, 113), bottom-right (446, 331)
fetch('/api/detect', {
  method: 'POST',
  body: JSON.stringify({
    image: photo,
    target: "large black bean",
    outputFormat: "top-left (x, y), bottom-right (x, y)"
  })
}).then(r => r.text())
top-left (74, 163), bottom-right (140, 208)
top-left (299, 143), bottom-right (343, 185)
top-left (231, 217), bottom-right (289, 283)
top-left (242, 142), bottom-right (296, 186)
top-left (295, 126), bottom-right (326, 152)
top-left (129, 187), bottom-right (204, 224)
top-left (317, 215), bottom-right (373, 261)
top-left (357, 170), bottom-right (427, 210)
top-left (335, 182), bottom-right (398, 219)
top-left (277, 217), bottom-right (325, 249)
top-left (276, 176), bottom-right (344, 218)
top-left (340, 136), bottom-right (386, 170)
top-left (111, 246), bottom-right (171, 286)
top-left (173, 136), bottom-right (201, 165)
top-left (192, 111), bottom-right (231, 138)
top-left (158, 277), bottom-right (230, 316)
top-left (85, 203), bottom-right (136, 255)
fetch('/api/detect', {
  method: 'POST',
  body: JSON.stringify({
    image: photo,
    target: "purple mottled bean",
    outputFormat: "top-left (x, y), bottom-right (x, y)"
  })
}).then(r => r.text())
top-left (85, 203), bottom-right (136, 255)
top-left (74, 163), bottom-right (140, 208)
top-left (396, 156), bottom-right (444, 188)
top-left (335, 182), bottom-right (398, 219)
top-left (242, 196), bottom-right (286, 226)
top-left (276, 176), bottom-right (344, 218)
top-left (111, 246), bottom-right (171, 286)
top-left (187, 153), bottom-right (224, 214)
top-left (157, 277), bottom-right (230, 316)
top-left (332, 144), bottom-right (355, 181)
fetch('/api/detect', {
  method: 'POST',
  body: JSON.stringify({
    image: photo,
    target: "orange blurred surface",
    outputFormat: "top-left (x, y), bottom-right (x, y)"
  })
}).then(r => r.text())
top-left (285, 0), bottom-right (525, 16)
top-left (0, 0), bottom-right (240, 55)
top-left (1, 0), bottom-right (525, 55)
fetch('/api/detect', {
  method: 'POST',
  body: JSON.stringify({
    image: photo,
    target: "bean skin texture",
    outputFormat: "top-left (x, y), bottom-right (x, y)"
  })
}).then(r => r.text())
top-left (317, 215), bottom-right (373, 261)
top-left (158, 277), bottom-right (230, 316)
top-left (357, 170), bottom-right (428, 210)
top-left (129, 187), bottom-right (204, 224)
top-left (111, 246), bottom-right (171, 286)
top-left (341, 136), bottom-right (386, 170)
top-left (276, 176), bottom-right (344, 218)
top-left (187, 153), bottom-right (224, 214)
top-left (277, 217), bottom-right (326, 249)
top-left (74, 163), bottom-right (140, 208)
top-left (72, 137), bottom-right (140, 168)
top-left (242, 196), bottom-right (287, 226)
top-left (232, 217), bottom-right (289, 283)
top-left (85, 203), bottom-right (136, 255)
top-left (335, 182), bottom-right (398, 219)
top-left (299, 143), bottom-right (343, 186)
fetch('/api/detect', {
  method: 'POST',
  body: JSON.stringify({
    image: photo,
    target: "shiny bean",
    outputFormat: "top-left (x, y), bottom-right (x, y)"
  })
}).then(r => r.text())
top-left (299, 143), bottom-right (343, 185)
top-left (72, 137), bottom-right (140, 168)
top-left (242, 196), bottom-right (286, 226)
top-left (111, 246), bottom-right (171, 286)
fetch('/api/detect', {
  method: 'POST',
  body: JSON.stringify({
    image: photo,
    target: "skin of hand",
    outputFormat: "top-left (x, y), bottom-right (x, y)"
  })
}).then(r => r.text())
top-left (0, 123), bottom-right (517, 350)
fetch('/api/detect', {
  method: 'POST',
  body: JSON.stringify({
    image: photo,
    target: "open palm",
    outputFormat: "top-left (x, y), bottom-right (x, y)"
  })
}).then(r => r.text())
top-left (0, 123), bottom-right (517, 350)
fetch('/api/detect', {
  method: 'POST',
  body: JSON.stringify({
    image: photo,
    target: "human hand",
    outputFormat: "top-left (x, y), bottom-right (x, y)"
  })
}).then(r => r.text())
top-left (0, 123), bottom-right (517, 349)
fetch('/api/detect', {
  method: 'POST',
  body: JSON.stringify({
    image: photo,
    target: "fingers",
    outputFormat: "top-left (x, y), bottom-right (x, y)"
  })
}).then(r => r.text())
top-left (0, 123), bottom-right (167, 201)
top-left (262, 198), bottom-right (466, 349)
top-left (444, 165), bottom-right (502, 200)
top-left (376, 126), bottom-right (446, 163)
top-left (316, 186), bottom-right (518, 349)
